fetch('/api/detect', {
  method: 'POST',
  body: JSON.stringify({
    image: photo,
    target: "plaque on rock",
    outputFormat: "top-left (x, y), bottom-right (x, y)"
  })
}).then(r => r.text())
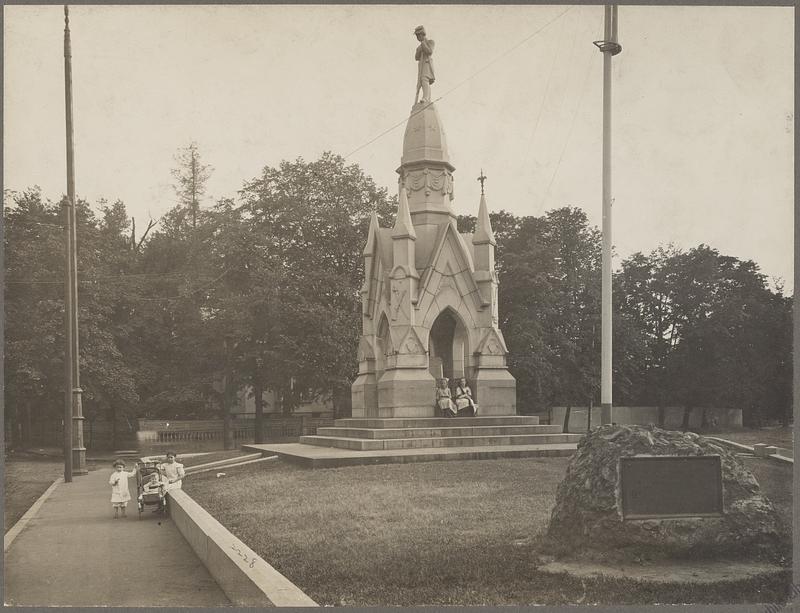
top-left (619, 455), bottom-right (723, 520)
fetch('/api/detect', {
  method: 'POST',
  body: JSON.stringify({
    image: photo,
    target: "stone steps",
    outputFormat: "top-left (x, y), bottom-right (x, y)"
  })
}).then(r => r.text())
top-left (283, 414), bottom-right (579, 466)
top-left (316, 424), bottom-right (563, 439)
top-left (300, 432), bottom-right (582, 451)
top-left (335, 416), bottom-right (540, 429)
top-left (242, 442), bottom-right (579, 468)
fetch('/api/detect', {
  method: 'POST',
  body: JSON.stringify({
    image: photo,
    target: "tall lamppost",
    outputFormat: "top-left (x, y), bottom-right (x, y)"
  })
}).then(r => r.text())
top-left (63, 5), bottom-right (87, 477)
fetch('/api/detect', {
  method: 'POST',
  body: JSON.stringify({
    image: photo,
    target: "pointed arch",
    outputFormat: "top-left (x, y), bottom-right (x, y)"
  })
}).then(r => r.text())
top-left (374, 312), bottom-right (391, 385)
top-left (428, 306), bottom-right (473, 383)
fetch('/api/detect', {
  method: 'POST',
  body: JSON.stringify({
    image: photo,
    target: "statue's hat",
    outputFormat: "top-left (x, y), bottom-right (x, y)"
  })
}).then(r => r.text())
top-left (414, 25), bottom-right (426, 35)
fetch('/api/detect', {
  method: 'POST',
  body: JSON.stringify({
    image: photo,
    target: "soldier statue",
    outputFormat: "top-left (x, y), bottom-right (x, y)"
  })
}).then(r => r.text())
top-left (414, 25), bottom-right (435, 104)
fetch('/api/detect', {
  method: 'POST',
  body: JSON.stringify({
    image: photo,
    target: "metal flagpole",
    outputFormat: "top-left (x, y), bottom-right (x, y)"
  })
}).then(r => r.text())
top-left (64, 5), bottom-right (87, 475)
top-left (594, 6), bottom-right (621, 425)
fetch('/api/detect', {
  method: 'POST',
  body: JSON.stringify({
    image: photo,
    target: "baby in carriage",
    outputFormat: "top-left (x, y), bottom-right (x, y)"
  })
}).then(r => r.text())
top-left (143, 470), bottom-right (166, 494)
top-left (137, 465), bottom-right (168, 516)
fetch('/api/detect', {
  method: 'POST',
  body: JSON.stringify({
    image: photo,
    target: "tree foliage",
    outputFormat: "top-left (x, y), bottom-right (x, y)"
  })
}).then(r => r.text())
top-left (616, 245), bottom-right (792, 425)
top-left (4, 153), bottom-right (791, 447)
top-left (171, 141), bottom-right (213, 230)
top-left (4, 189), bottom-right (139, 445)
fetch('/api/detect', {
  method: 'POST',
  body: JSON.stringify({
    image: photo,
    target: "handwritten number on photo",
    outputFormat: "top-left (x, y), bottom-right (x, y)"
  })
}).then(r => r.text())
top-left (231, 543), bottom-right (259, 568)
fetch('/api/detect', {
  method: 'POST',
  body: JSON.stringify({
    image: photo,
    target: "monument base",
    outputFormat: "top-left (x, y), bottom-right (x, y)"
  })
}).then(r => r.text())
top-left (537, 558), bottom-right (788, 586)
top-left (474, 368), bottom-right (516, 416)
top-left (350, 372), bottom-right (377, 418)
top-left (377, 368), bottom-right (437, 418)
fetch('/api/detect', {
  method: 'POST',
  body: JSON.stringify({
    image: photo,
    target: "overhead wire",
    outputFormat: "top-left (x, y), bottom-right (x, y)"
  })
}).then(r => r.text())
top-left (541, 10), bottom-right (603, 209)
top-left (10, 8), bottom-right (586, 301)
top-left (522, 7), bottom-right (569, 162)
top-left (345, 5), bottom-right (575, 160)
top-left (6, 266), bottom-right (237, 304)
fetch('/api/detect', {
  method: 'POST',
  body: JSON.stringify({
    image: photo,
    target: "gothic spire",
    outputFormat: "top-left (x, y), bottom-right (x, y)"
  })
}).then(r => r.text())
top-left (363, 210), bottom-right (380, 255)
top-left (472, 184), bottom-right (495, 246)
top-left (392, 186), bottom-right (417, 239)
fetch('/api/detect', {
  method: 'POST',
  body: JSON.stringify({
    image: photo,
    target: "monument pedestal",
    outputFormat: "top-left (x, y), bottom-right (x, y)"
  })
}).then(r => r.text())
top-left (474, 368), bottom-right (517, 416)
top-left (377, 368), bottom-right (436, 417)
top-left (351, 372), bottom-right (378, 418)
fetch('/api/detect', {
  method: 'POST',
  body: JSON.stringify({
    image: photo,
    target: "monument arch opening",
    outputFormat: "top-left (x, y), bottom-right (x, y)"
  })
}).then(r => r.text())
top-left (375, 313), bottom-right (390, 378)
top-left (428, 308), bottom-right (470, 384)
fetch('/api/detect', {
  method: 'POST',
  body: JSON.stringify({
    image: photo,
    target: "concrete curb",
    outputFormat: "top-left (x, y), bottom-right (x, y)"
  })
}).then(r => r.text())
top-left (705, 437), bottom-right (755, 454)
top-left (186, 456), bottom-right (279, 476)
top-left (4, 477), bottom-right (63, 553)
top-left (706, 437), bottom-right (794, 465)
top-left (167, 488), bottom-right (318, 607)
top-left (184, 453), bottom-right (264, 474)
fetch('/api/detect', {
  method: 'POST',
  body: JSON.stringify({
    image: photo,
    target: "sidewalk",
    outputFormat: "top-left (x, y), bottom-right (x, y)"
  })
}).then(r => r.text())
top-left (4, 467), bottom-right (231, 607)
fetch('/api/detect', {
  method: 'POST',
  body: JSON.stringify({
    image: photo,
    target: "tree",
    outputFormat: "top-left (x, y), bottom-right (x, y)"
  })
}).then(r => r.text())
top-left (4, 189), bottom-right (139, 448)
top-left (171, 142), bottom-right (213, 230)
top-left (616, 244), bottom-right (791, 428)
top-left (205, 152), bottom-right (396, 432)
top-left (494, 208), bottom-right (603, 416)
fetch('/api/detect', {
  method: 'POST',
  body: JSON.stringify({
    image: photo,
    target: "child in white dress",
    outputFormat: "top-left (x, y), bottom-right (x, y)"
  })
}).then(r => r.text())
top-left (159, 451), bottom-right (185, 492)
top-left (109, 459), bottom-right (137, 518)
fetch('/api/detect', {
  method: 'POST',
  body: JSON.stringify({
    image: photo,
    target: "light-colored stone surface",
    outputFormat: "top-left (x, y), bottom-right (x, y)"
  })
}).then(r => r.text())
top-left (753, 443), bottom-right (769, 457)
top-left (538, 559), bottom-right (787, 585)
top-left (316, 424), bottom-right (562, 439)
top-left (335, 415), bottom-right (540, 428)
top-left (183, 452), bottom-right (262, 474)
top-left (353, 80), bottom-right (515, 418)
top-left (300, 432), bottom-right (581, 452)
top-left (243, 441), bottom-right (577, 468)
top-left (168, 488), bottom-right (317, 607)
top-left (296, 415), bottom-right (577, 458)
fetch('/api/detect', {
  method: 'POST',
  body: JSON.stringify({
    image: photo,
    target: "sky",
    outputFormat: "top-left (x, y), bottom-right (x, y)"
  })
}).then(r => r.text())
top-left (4, 4), bottom-right (794, 293)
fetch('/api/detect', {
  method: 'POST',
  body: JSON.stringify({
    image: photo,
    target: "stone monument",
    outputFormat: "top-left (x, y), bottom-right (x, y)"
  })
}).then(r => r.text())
top-left (545, 425), bottom-right (786, 562)
top-left (351, 27), bottom-right (516, 418)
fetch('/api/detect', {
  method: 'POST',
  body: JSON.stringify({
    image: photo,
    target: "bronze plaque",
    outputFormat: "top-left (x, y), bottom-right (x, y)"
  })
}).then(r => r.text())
top-left (619, 455), bottom-right (723, 520)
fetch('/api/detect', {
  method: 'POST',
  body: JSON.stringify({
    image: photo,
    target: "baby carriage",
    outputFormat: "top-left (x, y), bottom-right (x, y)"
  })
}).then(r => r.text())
top-left (136, 461), bottom-right (167, 518)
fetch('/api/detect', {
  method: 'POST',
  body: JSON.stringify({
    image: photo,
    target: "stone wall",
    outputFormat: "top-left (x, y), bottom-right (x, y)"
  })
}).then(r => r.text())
top-left (136, 416), bottom-right (334, 445)
top-left (15, 417), bottom-right (137, 450)
top-left (550, 406), bottom-right (743, 432)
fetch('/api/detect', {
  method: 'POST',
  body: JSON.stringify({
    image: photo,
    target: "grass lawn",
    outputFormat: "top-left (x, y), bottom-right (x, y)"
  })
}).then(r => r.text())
top-left (3, 453), bottom-right (107, 533)
top-left (4, 456), bottom-right (63, 533)
top-left (711, 427), bottom-right (792, 451)
top-left (185, 457), bottom-right (791, 606)
top-left (742, 457), bottom-right (794, 543)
